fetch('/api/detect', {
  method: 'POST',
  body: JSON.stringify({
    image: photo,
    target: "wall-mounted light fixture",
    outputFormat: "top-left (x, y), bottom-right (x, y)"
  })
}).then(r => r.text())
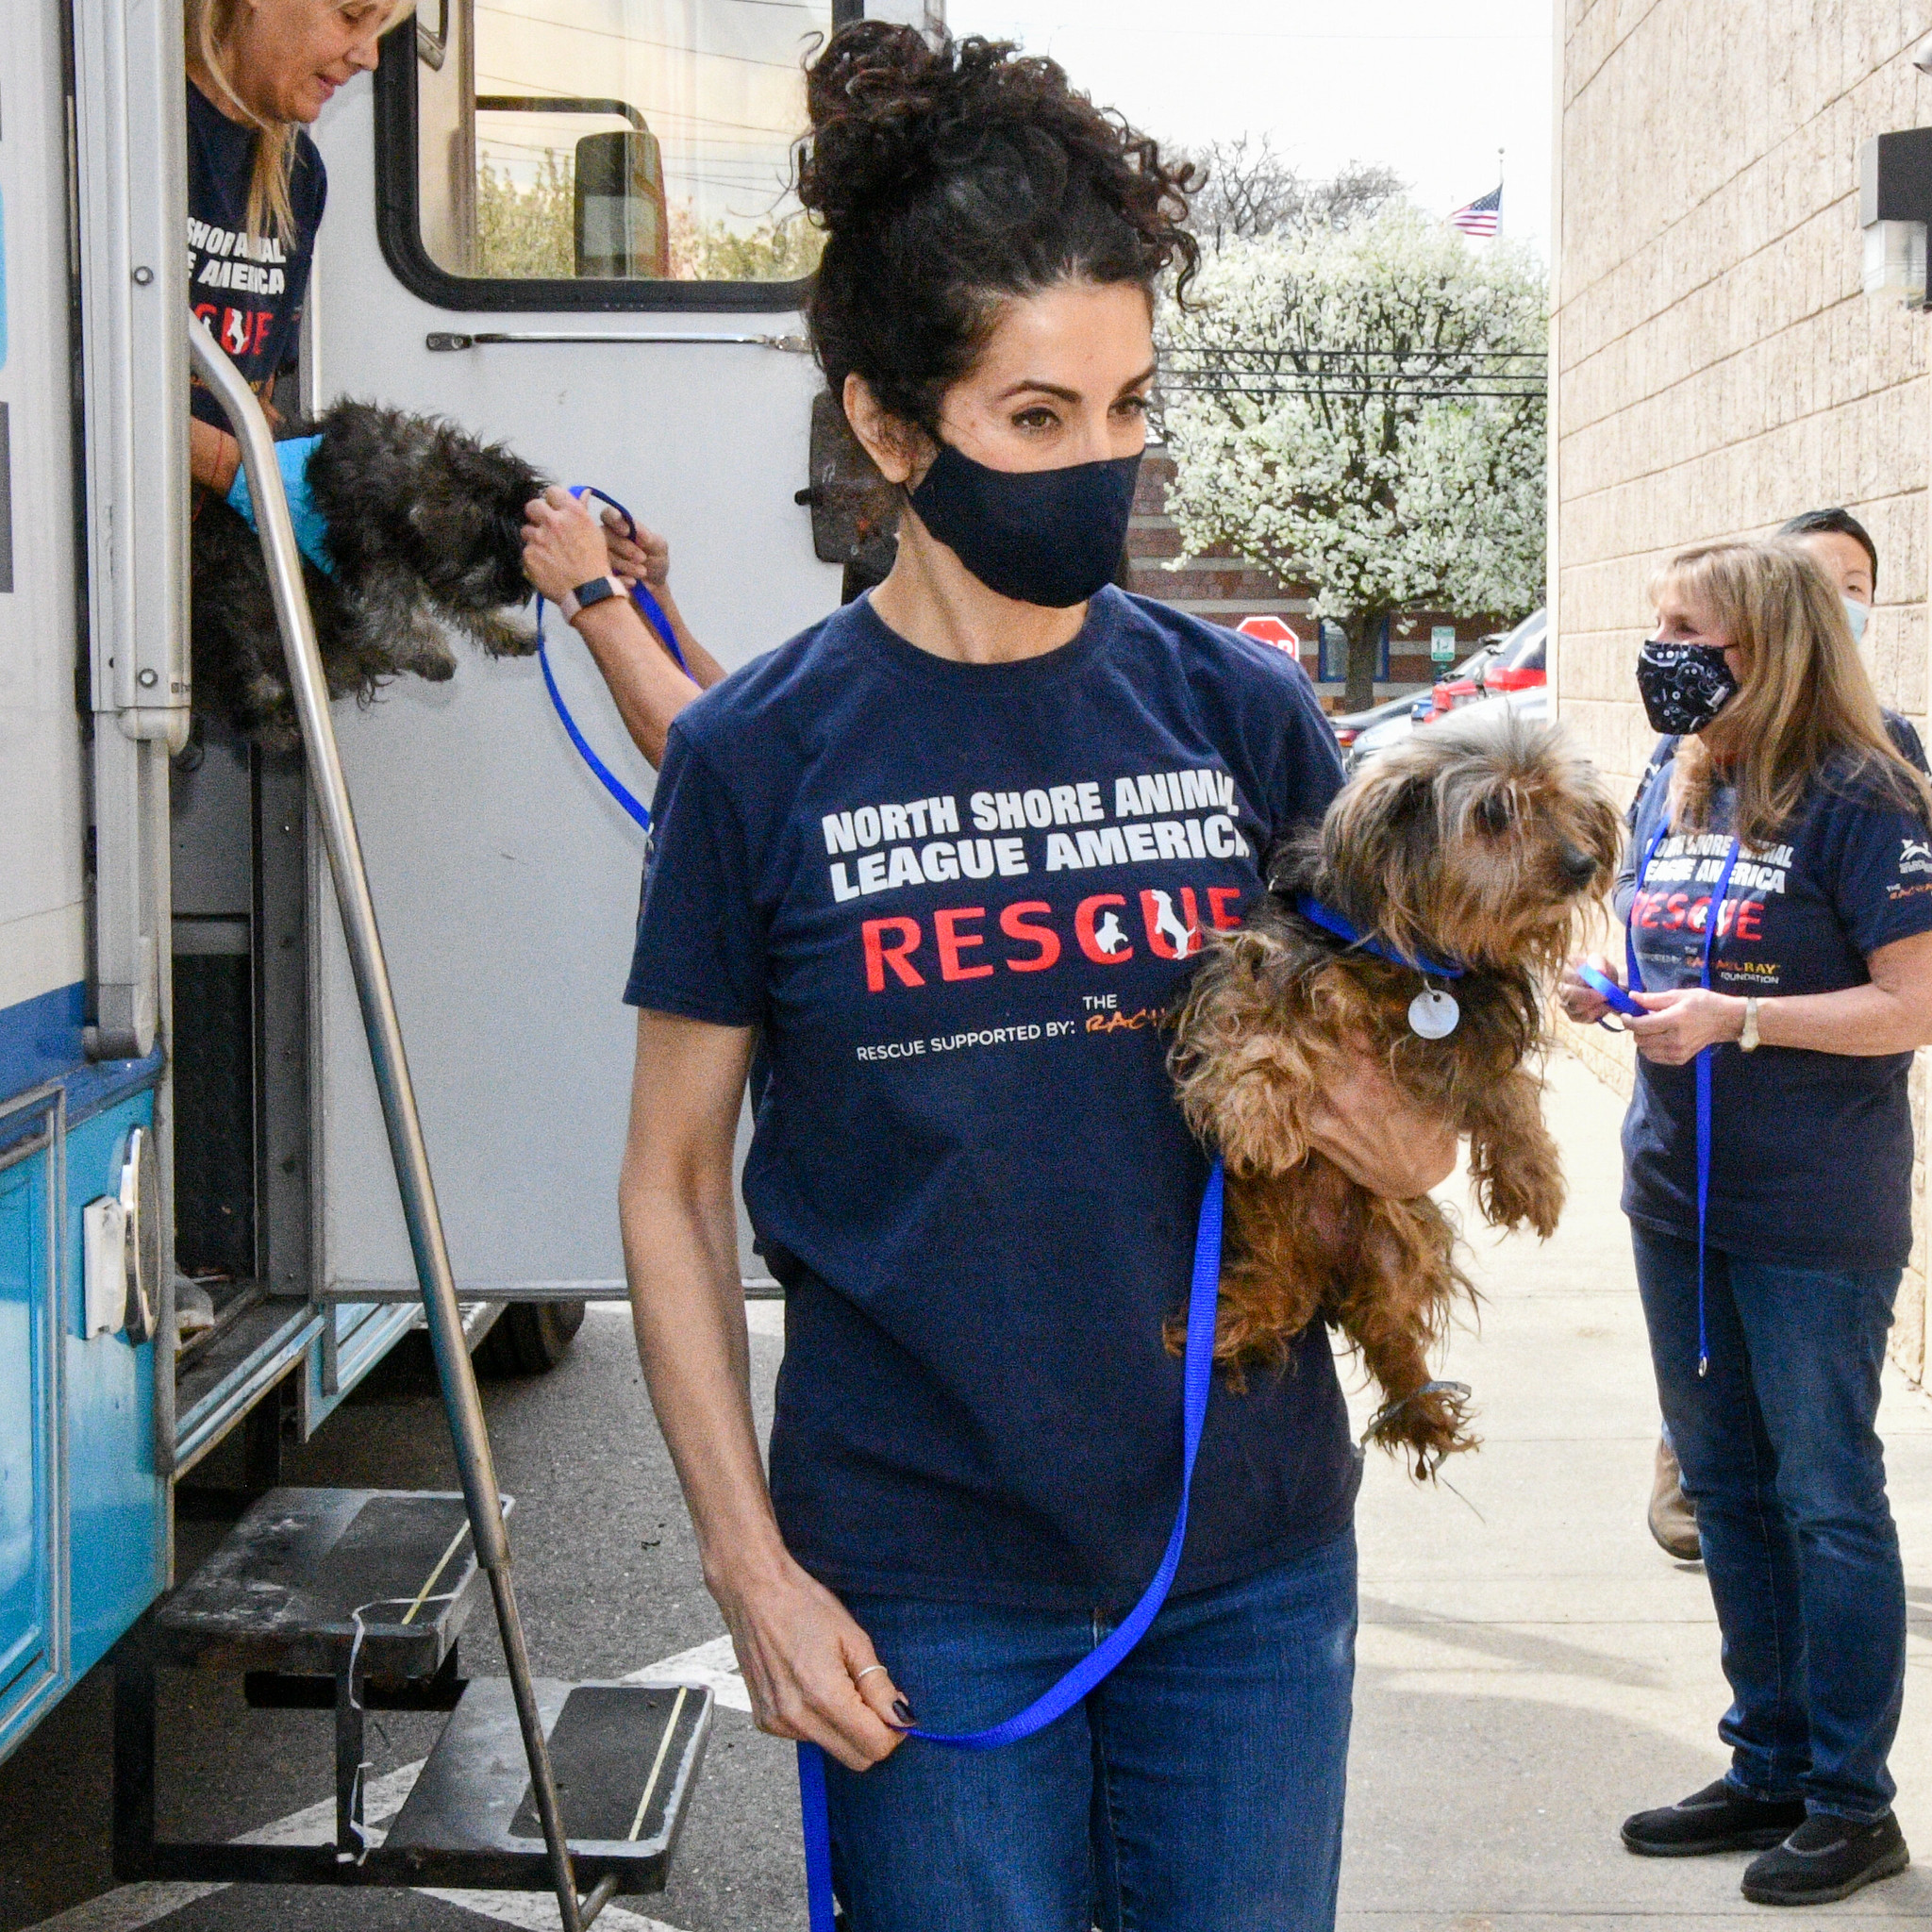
top-left (1860, 128), bottom-right (1932, 308)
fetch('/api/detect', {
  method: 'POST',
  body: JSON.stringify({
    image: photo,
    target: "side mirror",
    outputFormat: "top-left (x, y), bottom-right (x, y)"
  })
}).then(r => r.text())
top-left (575, 128), bottom-right (668, 278)
top-left (800, 391), bottom-right (900, 597)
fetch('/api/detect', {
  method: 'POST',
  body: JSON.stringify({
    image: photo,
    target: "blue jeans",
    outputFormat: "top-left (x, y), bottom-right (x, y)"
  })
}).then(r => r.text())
top-left (823, 1528), bottom-right (1357, 1932)
top-left (1632, 1224), bottom-right (1906, 1821)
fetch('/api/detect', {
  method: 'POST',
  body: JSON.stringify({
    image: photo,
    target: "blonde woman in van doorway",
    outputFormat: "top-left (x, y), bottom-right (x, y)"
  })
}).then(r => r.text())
top-left (184, 0), bottom-right (403, 584)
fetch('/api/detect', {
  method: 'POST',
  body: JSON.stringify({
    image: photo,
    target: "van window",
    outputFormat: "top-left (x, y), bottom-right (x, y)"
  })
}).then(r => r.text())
top-left (381, 0), bottom-right (830, 308)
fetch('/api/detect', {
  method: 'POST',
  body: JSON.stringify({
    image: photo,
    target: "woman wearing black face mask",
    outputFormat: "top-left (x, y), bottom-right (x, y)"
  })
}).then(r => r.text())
top-left (1561, 539), bottom-right (1932, 1908)
top-left (614, 27), bottom-right (1457, 1932)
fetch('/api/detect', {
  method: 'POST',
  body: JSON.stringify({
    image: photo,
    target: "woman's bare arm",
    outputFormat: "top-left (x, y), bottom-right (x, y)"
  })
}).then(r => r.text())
top-left (599, 513), bottom-right (728, 690)
top-left (1624, 929), bottom-right (1932, 1064)
top-left (524, 488), bottom-right (708, 767)
top-left (620, 1010), bottom-right (908, 1770)
top-left (567, 599), bottom-right (707, 768)
top-left (190, 417), bottom-right (242, 495)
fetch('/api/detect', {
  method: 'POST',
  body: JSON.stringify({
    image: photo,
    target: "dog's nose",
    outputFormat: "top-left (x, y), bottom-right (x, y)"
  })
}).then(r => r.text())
top-left (1558, 843), bottom-right (1599, 883)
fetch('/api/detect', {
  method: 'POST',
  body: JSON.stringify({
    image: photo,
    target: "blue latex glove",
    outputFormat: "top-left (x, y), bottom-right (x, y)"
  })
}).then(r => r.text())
top-left (225, 433), bottom-right (333, 576)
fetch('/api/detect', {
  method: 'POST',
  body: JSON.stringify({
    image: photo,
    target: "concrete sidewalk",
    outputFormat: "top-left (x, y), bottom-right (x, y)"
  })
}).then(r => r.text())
top-left (1340, 1050), bottom-right (1932, 1926)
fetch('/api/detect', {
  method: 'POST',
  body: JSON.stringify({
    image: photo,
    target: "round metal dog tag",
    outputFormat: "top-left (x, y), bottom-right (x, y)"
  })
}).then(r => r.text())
top-left (1407, 988), bottom-right (1460, 1040)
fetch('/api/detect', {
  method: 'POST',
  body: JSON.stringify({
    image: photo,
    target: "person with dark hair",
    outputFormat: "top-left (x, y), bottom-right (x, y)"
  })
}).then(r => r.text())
top-left (1778, 509), bottom-right (1924, 772)
top-left (1781, 507), bottom-right (1878, 610)
top-left (615, 25), bottom-right (1457, 1929)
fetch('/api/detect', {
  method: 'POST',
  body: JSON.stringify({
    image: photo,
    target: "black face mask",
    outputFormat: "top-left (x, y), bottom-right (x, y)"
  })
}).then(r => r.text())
top-left (1635, 639), bottom-right (1739, 736)
top-left (908, 442), bottom-right (1142, 608)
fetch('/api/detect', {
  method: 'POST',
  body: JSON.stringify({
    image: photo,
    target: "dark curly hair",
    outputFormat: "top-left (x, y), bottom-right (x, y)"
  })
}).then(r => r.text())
top-left (795, 24), bottom-right (1198, 437)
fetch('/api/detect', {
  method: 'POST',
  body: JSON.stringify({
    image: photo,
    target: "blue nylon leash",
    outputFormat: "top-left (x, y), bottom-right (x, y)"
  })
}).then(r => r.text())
top-left (1625, 819), bottom-right (1742, 1377)
top-left (532, 486), bottom-right (690, 832)
top-left (795, 1157), bottom-right (1227, 1929)
top-left (1292, 895), bottom-right (1466, 980)
top-left (1575, 961), bottom-right (1644, 1018)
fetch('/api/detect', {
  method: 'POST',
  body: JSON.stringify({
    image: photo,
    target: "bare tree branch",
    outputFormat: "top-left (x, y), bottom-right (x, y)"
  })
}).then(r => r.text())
top-left (1180, 135), bottom-right (1408, 249)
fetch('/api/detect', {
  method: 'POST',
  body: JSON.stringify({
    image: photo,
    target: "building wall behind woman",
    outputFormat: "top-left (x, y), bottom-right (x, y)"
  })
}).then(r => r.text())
top-left (1553, 3), bottom-right (1932, 1371)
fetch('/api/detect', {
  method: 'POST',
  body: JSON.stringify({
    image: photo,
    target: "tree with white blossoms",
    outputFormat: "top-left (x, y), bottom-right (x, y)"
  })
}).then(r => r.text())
top-left (1160, 209), bottom-right (1547, 711)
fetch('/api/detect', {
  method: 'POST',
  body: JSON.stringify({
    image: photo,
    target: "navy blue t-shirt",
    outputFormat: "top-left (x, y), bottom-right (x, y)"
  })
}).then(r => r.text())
top-left (625, 588), bottom-right (1358, 1609)
top-left (187, 80), bottom-right (325, 430)
top-left (1617, 740), bottom-right (1932, 1269)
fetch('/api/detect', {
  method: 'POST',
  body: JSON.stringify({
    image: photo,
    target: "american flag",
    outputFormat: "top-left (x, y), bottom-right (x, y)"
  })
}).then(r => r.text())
top-left (1448, 185), bottom-right (1502, 238)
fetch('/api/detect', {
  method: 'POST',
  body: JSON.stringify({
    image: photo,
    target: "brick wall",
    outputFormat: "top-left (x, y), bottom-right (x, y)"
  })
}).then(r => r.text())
top-left (1124, 450), bottom-right (1496, 703)
top-left (1555, 1), bottom-right (1932, 1374)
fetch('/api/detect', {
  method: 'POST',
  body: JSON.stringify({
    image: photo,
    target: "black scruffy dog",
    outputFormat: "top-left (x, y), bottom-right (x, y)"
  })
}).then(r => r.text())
top-left (192, 400), bottom-right (547, 747)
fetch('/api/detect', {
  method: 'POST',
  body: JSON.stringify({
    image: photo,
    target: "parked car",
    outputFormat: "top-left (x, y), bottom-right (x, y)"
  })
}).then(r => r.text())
top-left (1328, 688), bottom-right (1425, 753)
top-left (1447, 681), bottom-right (1550, 730)
top-left (1425, 608), bottom-right (1546, 720)
top-left (1345, 704), bottom-right (1423, 772)
top-left (1349, 675), bottom-right (1548, 772)
top-left (1425, 641), bottom-right (1506, 720)
top-left (1481, 609), bottom-right (1548, 696)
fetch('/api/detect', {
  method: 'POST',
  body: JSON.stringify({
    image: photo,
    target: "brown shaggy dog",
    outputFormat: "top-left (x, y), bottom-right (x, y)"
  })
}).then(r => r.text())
top-left (1169, 712), bottom-right (1622, 1475)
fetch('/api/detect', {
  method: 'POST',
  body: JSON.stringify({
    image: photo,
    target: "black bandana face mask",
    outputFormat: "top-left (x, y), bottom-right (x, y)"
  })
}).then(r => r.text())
top-left (908, 441), bottom-right (1142, 608)
top-left (1635, 638), bottom-right (1739, 736)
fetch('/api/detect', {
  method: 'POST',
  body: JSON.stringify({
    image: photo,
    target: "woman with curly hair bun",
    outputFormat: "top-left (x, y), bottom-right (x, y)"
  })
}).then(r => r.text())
top-left (618, 26), bottom-right (1455, 1928)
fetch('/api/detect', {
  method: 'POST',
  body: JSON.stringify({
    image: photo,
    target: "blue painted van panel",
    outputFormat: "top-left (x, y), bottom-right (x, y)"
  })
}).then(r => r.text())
top-left (0, 1144), bottom-right (53, 1712)
top-left (62, 1094), bottom-right (165, 1679)
top-left (0, 983), bottom-right (85, 1103)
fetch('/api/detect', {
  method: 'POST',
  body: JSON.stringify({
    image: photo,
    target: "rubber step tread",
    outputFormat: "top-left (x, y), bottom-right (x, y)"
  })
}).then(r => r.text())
top-left (384, 1677), bottom-right (711, 1889)
top-left (157, 1487), bottom-right (500, 1675)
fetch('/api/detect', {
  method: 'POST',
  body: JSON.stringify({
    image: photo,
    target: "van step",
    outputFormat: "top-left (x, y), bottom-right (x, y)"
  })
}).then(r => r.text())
top-left (156, 1487), bottom-right (497, 1677)
top-left (383, 1678), bottom-right (711, 1892)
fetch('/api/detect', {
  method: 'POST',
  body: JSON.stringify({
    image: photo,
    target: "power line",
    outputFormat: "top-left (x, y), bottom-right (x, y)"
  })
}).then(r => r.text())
top-left (477, 4), bottom-right (811, 71)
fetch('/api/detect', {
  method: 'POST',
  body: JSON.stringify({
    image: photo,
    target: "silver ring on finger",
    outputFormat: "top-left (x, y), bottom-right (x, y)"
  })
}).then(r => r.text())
top-left (854, 1664), bottom-right (888, 1686)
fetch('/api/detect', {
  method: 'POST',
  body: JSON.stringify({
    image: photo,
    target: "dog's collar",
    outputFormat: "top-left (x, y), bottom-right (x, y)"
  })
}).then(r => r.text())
top-left (1293, 895), bottom-right (1466, 981)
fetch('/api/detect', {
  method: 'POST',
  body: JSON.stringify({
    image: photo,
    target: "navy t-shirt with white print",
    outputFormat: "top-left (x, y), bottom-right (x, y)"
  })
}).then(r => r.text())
top-left (187, 80), bottom-right (326, 430)
top-left (625, 587), bottom-right (1359, 1610)
top-left (1618, 738), bottom-right (1932, 1270)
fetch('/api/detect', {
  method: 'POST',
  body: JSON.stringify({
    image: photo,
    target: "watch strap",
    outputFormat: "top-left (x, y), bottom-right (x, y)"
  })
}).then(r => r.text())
top-left (559, 575), bottom-right (621, 621)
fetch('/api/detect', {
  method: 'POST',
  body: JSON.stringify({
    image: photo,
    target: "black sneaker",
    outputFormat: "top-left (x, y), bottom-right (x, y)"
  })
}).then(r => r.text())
top-left (1741, 1810), bottom-right (1909, 1906)
top-left (1622, 1777), bottom-right (1807, 1857)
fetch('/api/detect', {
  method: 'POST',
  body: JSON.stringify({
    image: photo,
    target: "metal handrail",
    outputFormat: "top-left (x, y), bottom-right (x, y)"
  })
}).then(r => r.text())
top-left (186, 320), bottom-right (588, 1932)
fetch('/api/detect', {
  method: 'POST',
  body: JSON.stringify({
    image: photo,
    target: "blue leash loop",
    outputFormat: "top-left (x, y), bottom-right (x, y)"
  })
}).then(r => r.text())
top-left (795, 1158), bottom-right (1226, 1929)
top-left (1292, 895), bottom-right (1466, 980)
top-left (1625, 820), bottom-right (1742, 1378)
top-left (532, 486), bottom-right (690, 832)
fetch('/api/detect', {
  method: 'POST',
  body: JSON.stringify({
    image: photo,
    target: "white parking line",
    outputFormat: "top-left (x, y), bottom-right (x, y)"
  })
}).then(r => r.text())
top-left (625, 1633), bottom-right (749, 1714)
top-left (22, 1630), bottom-right (744, 1932)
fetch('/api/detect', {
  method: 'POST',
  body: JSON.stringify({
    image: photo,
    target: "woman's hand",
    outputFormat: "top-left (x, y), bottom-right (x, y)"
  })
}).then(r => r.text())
top-left (522, 486), bottom-right (616, 604)
top-left (603, 509), bottom-right (670, 592)
top-left (1306, 1048), bottom-right (1458, 1198)
top-left (622, 1010), bottom-right (905, 1775)
top-left (1625, 988), bottom-right (1743, 1064)
top-left (1559, 952), bottom-right (1622, 1024)
top-left (712, 1554), bottom-right (910, 1772)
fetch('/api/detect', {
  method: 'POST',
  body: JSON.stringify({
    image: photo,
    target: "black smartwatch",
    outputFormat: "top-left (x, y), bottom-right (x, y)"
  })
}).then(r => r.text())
top-left (559, 575), bottom-right (622, 621)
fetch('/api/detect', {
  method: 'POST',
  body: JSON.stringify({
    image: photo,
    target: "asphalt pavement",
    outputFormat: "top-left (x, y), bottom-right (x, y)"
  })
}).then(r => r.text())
top-left (7, 1050), bottom-right (1932, 1928)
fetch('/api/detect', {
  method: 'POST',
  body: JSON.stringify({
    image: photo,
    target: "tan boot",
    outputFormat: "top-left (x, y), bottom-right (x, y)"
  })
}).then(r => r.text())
top-left (1648, 1436), bottom-right (1701, 1560)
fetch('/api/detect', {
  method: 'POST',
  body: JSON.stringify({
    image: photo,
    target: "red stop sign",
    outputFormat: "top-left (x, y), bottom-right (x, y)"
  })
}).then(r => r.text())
top-left (1236, 615), bottom-right (1301, 654)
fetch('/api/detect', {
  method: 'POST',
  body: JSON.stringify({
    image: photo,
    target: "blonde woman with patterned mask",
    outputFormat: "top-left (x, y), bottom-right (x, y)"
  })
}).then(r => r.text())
top-left (1563, 539), bottom-right (1932, 1907)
